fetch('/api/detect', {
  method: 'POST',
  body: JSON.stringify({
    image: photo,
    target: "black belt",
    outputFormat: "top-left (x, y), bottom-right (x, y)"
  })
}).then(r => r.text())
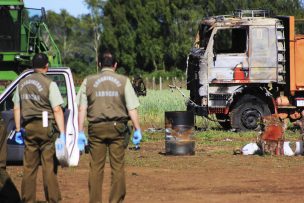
top-left (23, 117), bottom-right (54, 126)
top-left (89, 120), bottom-right (128, 125)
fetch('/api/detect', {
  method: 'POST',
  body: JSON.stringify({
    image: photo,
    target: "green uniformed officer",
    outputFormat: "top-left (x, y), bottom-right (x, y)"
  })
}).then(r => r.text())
top-left (0, 124), bottom-right (21, 203)
top-left (13, 53), bottom-right (66, 203)
top-left (77, 50), bottom-right (142, 203)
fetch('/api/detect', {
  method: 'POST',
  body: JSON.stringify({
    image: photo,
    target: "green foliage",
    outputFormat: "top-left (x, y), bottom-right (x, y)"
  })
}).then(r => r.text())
top-left (101, 0), bottom-right (200, 73)
top-left (46, 10), bottom-right (96, 76)
top-left (44, 0), bottom-right (304, 77)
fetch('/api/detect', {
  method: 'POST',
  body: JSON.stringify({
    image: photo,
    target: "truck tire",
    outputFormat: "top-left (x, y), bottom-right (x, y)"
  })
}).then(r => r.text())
top-left (216, 114), bottom-right (231, 130)
top-left (230, 95), bottom-right (271, 131)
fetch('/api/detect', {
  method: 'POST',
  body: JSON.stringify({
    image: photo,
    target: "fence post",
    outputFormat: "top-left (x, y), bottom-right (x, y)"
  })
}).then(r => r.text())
top-left (152, 77), bottom-right (155, 90)
top-left (145, 77), bottom-right (149, 89)
top-left (159, 76), bottom-right (162, 91)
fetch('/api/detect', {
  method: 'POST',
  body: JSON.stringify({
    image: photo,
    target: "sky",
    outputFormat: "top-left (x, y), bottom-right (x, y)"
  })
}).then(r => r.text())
top-left (24, 0), bottom-right (90, 17)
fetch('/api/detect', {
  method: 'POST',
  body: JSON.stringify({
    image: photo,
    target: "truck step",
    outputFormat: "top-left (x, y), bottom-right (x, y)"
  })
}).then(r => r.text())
top-left (277, 105), bottom-right (296, 109)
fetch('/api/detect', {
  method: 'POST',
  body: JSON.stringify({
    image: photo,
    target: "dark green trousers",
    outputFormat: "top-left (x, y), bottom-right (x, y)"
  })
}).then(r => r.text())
top-left (0, 169), bottom-right (21, 203)
top-left (0, 123), bottom-right (21, 203)
top-left (88, 122), bottom-right (126, 203)
top-left (22, 120), bottom-right (61, 203)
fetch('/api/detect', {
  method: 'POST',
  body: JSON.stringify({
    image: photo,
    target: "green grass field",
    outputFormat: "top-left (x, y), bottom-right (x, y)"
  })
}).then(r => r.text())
top-left (139, 89), bottom-right (227, 129)
top-left (0, 71), bottom-right (17, 80)
top-left (0, 71), bottom-right (17, 93)
top-left (138, 89), bottom-right (188, 127)
top-left (139, 89), bottom-right (302, 145)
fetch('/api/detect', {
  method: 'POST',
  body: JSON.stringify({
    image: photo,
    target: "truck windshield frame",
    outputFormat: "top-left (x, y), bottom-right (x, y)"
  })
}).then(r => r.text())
top-left (199, 24), bottom-right (212, 49)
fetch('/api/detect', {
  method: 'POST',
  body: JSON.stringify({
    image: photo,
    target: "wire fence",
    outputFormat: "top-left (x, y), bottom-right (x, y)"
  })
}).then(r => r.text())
top-left (142, 76), bottom-right (186, 90)
top-left (75, 76), bottom-right (186, 90)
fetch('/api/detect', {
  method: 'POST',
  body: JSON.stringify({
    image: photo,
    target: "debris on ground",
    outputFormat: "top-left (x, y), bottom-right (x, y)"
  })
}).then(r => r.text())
top-left (235, 114), bottom-right (304, 156)
top-left (222, 138), bottom-right (233, 142)
top-left (258, 114), bottom-right (284, 155)
top-left (145, 128), bottom-right (164, 133)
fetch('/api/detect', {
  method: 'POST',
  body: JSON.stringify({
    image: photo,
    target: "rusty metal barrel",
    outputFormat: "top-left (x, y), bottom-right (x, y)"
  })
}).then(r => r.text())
top-left (165, 111), bottom-right (195, 155)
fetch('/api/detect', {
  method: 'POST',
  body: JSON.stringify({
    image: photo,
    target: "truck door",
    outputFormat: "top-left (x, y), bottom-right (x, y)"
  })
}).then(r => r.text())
top-left (46, 69), bottom-right (79, 166)
top-left (0, 98), bottom-right (8, 168)
top-left (249, 26), bottom-right (277, 82)
top-left (0, 68), bottom-right (79, 166)
top-left (0, 82), bottom-right (19, 164)
top-left (211, 27), bottom-right (249, 82)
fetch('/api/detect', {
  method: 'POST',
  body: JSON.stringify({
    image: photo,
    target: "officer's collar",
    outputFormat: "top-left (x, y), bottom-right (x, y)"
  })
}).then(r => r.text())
top-left (34, 71), bottom-right (47, 76)
top-left (100, 67), bottom-right (114, 72)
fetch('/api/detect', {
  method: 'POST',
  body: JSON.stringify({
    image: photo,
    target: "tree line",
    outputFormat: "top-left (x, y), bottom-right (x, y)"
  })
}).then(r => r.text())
top-left (45, 0), bottom-right (304, 77)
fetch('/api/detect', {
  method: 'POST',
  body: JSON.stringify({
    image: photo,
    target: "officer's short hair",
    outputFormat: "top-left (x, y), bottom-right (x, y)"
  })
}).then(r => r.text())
top-left (32, 53), bottom-right (49, 69)
top-left (98, 50), bottom-right (116, 67)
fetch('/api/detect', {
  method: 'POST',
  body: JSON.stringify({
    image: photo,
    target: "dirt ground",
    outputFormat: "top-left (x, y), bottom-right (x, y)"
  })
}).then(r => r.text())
top-left (6, 140), bottom-right (304, 203)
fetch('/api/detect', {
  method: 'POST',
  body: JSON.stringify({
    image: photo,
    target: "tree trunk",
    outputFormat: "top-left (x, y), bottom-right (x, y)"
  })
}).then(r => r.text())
top-left (153, 59), bottom-right (158, 71)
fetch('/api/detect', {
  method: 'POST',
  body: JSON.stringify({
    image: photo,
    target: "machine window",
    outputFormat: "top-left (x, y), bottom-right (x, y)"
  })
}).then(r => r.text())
top-left (0, 8), bottom-right (21, 51)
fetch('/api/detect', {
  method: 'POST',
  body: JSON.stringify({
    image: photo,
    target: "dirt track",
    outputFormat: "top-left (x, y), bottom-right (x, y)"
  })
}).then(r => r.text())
top-left (7, 141), bottom-right (304, 203)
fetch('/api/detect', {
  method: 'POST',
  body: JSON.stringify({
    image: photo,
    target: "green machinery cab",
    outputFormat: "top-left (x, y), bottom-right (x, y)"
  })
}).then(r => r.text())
top-left (0, 0), bottom-right (61, 73)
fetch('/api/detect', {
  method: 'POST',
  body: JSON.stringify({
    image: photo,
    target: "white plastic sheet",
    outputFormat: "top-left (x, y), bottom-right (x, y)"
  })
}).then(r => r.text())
top-left (283, 141), bottom-right (303, 156)
top-left (241, 143), bottom-right (259, 155)
top-left (283, 141), bottom-right (295, 156)
top-left (241, 141), bottom-right (304, 156)
top-left (294, 141), bottom-right (303, 155)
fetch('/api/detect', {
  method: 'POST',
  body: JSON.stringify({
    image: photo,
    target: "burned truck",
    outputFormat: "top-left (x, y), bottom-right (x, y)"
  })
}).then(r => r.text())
top-left (187, 10), bottom-right (304, 131)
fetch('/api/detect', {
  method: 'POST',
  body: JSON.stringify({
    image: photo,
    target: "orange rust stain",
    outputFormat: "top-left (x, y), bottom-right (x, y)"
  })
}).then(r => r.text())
top-left (294, 36), bottom-right (304, 90)
top-left (290, 16), bottom-right (296, 95)
top-left (261, 125), bottom-right (283, 141)
top-left (260, 115), bottom-right (285, 155)
top-left (261, 115), bottom-right (284, 141)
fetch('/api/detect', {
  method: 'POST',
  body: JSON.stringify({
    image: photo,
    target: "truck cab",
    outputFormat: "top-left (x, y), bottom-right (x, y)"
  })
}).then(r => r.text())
top-left (187, 10), bottom-right (304, 131)
top-left (0, 68), bottom-right (79, 167)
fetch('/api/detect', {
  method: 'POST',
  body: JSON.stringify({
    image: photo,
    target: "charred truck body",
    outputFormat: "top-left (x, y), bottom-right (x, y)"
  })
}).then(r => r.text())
top-left (187, 10), bottom-right (304, 131)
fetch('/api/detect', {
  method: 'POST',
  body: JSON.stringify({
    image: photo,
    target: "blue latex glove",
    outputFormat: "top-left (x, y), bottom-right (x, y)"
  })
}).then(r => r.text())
top-left (15, 129), bottom-right (25, 145)
top-left (78, 131), bottom-right (88, 151)
top-left (55, 133), bottom-right (66, 151)
top-left (132, 129), bottom-right (142, 145)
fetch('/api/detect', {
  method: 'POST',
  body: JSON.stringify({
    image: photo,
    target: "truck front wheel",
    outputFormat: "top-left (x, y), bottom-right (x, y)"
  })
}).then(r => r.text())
top-left (230, 95), bottom-right (271, 131)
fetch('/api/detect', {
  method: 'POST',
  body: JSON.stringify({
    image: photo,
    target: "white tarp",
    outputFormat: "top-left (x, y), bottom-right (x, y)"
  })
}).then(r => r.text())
top-left (241, 141), bottom-right (304, 156)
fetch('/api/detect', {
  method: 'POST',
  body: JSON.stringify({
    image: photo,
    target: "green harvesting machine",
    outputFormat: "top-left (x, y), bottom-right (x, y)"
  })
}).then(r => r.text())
top-left (0, 0), bottom-right (61, 73)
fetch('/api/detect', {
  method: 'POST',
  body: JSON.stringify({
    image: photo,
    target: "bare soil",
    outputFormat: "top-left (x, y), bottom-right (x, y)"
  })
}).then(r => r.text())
top-left (7, 140), bottom-right (304, 203)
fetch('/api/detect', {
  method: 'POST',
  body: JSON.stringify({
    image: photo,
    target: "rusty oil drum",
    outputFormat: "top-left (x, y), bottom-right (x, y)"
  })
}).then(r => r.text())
top-left (165, 111), bottom-right (195, 155)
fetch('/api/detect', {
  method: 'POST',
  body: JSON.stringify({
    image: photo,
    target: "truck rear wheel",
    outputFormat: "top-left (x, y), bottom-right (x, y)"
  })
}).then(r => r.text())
top-left (230, 95), bottom-right (271, 131)
top-left (216, 114), bottom-right (231, 130)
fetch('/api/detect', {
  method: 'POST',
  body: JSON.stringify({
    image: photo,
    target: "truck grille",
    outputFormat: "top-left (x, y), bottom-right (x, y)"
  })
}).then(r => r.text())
top-left (209, 94), bottom-right (231, 100)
